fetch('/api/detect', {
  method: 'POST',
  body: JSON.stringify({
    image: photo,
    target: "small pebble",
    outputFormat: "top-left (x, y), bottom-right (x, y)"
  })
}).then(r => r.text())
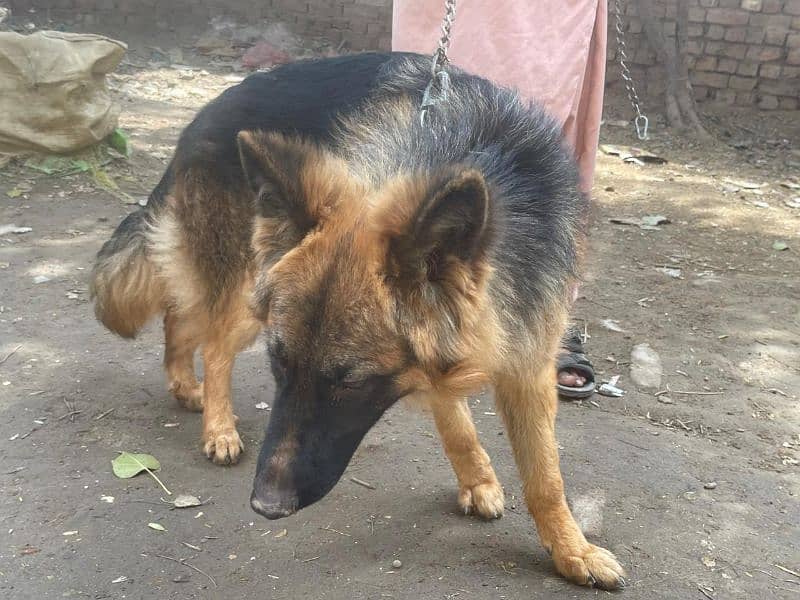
top-left (392, 559), bottom-right (402, 569)
top-left (704, 481), bottom-right (717, 490)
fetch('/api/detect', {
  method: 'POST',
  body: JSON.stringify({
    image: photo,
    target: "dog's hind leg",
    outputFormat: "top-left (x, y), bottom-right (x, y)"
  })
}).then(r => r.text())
top-left (494, 362), bottom-right (626, 589)
top-left (164, 308), bottom-right (204, 412)
top-left (430, 395), bottom-right (504, 519)
top-left (200, 292), bottom-right (262, 466)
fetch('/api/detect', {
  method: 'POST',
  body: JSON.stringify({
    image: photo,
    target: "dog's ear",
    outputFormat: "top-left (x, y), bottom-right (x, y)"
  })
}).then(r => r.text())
top-left (237, 131), bottom-right (316, 234)
top-left (389, 169), bottom-right (491, 282)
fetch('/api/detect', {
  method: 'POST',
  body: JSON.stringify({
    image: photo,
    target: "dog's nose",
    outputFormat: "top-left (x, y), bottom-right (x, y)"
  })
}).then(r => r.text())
top-left (250, 491), bottom-right (297, 520)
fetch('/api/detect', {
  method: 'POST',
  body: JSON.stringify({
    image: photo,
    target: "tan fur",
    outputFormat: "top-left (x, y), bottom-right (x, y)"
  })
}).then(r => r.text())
top-left (90, 242), bottom-right (164, 338)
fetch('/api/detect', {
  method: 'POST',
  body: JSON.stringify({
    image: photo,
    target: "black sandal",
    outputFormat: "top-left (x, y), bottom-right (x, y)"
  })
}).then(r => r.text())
top-left (556, 330), bottom-right (596, 400)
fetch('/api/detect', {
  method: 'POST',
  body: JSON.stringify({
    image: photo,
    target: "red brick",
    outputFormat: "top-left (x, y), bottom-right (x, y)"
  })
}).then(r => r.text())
top-left (765, 27), bottom-right (789, 45)
top-left (689, 7), bottom-right (707, 22)
top-left (779, 97), bottom-right (799, 110)
top-left (724, 27), bottom-right (747, 42)
top-left (707, 24), bottom-right (725, 40)
top-left (745, 28), bottom-right (765, 44)
top-left (736, 92), bottom-right (755, 105)
top-left (688, 24), bottom-right (704, 37)
top-left (746, 45), bottom-right (783, 61)
top-left (700, 0), bottom-right (718, 7)
top-left (761, 0), bottom-right (782, 12)
top-left (788, 33), bottom-right (800, 48)
top-left (721, 43), bottom-right (747, 59)
top-left (717, 58), bottom-right (738, 72)
top-left (686, 39), bottom-right (705, 55)
top-left (728, 75), bottom-right (757, 90)
top-left (784, 66), bottom-right (800, 77)
top-left (694, 56), bottom-right (718, 71)
top-left (760, 64), bottom-right (782, 78)
top-left (706, 8), bottom-right (750, 26)
top-left (793, 17), bottom-right (800, 30)
top-left (788, 48), bottom-right (800, 64)
top-left (766, 15), bottom-right (793, 28)
top-left (714, 89), bottom-right (737, 104)
top-left (758, 94), bottom-right (779, 109)
top-left (759, 79), bottom-right (800, 96)
top-left (691, 71), bottom-right (730, 88)
top-left (737, 61), bottom-right (759, 76)
top-left (785, 0), bottom-right (800, 16)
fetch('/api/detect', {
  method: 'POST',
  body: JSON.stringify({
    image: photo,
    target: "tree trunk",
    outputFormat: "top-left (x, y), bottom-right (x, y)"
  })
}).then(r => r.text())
top-left (638, 0), bottom-right (709, 136)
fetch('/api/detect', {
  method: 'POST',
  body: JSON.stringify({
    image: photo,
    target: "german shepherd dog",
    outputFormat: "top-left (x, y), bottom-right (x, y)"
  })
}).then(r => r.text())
top-left (91, 52), bottom-right (624, 588)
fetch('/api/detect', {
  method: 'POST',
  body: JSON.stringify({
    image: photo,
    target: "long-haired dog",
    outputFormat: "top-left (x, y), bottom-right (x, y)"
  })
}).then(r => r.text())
top-left (91, 53), bottom-right (624, 589)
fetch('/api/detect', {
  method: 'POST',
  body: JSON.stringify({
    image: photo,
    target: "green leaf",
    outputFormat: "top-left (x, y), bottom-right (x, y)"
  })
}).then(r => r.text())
top-left (112, 452), bottom-right (161, 479)
top-left (70, 159), bottom-right (91, 173)
top-left (772, 241), bottom-right (789, 251)
top-left (91, 166), bottom-right (119, 190)
top-left (148, 522), bottom-right (166, 532)
top-left (107, 128), bottom-right (132, 158)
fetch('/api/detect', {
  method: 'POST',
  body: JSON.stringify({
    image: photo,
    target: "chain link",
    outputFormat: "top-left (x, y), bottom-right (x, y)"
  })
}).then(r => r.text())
top-left (420, 0), bottom-right (457, 125)
top-left (614, 0), bottom-right (649, 140)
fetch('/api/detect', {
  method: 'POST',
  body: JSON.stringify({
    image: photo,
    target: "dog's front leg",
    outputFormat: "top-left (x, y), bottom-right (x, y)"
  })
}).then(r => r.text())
top-left (200, 300), bottom-right (261, 466)
top-left (495, 363), bottom-right (626, 589)
top-left (430, 395), bottom-right (504, 519)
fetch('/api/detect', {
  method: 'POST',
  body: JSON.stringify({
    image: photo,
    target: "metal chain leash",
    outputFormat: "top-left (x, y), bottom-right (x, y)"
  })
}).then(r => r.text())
top-left (419, 0), bottom-right (457, 125)
top-left (614, 0), bottom-right (649, 140)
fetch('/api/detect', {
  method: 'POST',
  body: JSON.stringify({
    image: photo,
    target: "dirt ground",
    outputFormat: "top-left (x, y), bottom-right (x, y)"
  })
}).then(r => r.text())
top-left (1, 33), bottom-right (799, 600)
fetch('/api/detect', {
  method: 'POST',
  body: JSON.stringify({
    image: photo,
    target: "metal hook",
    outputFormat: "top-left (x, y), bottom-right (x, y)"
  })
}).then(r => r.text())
top-left (635, 114), bottom-right (649, 141)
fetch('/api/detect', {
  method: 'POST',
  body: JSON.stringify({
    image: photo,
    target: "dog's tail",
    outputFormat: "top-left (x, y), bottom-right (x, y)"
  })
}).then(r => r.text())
top-left (90, 165), bottom-right (173, 338)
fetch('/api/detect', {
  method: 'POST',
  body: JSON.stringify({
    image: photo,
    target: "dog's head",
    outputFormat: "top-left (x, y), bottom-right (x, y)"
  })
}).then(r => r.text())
top-left (238, 131), bottom-right (495, 519)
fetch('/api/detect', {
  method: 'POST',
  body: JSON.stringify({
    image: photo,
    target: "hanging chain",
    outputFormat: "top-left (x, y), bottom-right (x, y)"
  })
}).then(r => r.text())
top-left (420, 0), bottom-right (457, 126)
top-left (614, 0), bottom-right (649, 140)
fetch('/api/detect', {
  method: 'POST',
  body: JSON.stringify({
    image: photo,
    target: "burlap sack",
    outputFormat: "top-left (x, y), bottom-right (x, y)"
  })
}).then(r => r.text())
top-left (0, 31), bottom-right (126, 154)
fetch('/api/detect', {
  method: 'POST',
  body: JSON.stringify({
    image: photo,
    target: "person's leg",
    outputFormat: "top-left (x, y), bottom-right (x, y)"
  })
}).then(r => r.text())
top-left (557, 0), bottom-right (607, 397)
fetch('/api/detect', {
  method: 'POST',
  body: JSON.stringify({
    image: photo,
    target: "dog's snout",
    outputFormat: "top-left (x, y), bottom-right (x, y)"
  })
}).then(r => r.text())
top-left (250, 490), bottom-right (298, 520)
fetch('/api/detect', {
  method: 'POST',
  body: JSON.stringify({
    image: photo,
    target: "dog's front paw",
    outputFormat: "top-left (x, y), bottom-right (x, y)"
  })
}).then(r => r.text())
top-left (458, 480), bottom-right (505, 520)
top-left (202, 423), bottom-right (243, 465)
top-left (552, 543), bottom-right (626, 590)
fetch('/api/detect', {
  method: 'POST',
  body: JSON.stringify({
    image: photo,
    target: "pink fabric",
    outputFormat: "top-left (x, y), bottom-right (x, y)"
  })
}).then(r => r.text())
top-left (392, 0), bottom-right (607, 194)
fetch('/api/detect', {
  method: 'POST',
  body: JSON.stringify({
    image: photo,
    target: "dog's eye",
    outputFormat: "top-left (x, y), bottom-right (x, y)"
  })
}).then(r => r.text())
top-left (339, 378), bottom-right (365, 391)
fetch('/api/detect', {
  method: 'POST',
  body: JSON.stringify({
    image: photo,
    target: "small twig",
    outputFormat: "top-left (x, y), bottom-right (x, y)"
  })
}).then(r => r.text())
top-left (152, 554), bottom-right (216, 588)
top-left (301, 556), bottom-right (320, 563)
top-left (697, 585), bottom-right (715, 600)
top-left (756, 568), bottom-right (778, 580)
top-left (350, 477), bottom-right (376, 490)
top-left (0, 345), bottom-right (21, 365)
top-left (320, 525), bottom-right (351, 537)
top-left (765, 388), bottom-right (788, 397)
top-left (56, 410), bottom-right (83, 421)
top-left (93, 408), bottom-right (115, 420)
top-left (775, 565), bottom-right (800, 579)
top-left (671, 390), bottom-right (724, 396)
top-left (618, 439), bottom-right (650, 451)
top-left (181, 542), bottom-right (202, 552)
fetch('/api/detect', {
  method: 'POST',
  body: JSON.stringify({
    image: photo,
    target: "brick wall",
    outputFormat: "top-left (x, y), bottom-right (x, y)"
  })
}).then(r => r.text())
top-left (7, 0), bottom-right (393, 51)
top-left (7, 0), bottom-right (799, 110)
top-left (606, 0), bottom-right (800, 110)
